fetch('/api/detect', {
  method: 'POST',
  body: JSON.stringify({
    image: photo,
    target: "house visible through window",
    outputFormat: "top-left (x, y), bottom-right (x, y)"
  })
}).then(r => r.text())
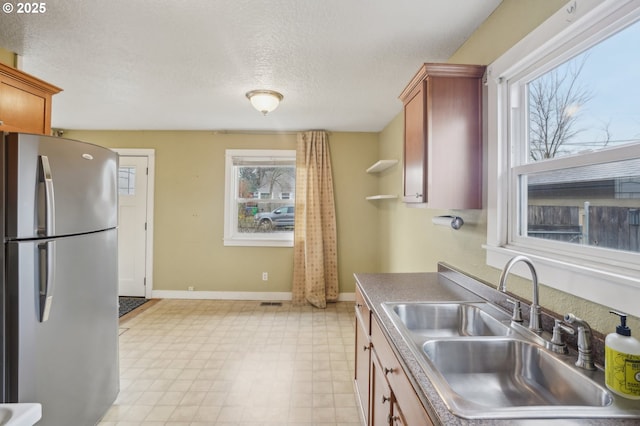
top-left (223, 149), bottom-right (296, 247)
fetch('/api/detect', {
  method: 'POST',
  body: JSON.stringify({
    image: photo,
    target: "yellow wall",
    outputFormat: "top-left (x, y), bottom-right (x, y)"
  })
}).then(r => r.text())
top-left (65, 130), bottom-right (380, 296)
top-left (61, 0), bottom-right (638, 333)
top-left (376, 0), bottom-right (640, 333)
top-left (0, 48), bottom-right (16, 67)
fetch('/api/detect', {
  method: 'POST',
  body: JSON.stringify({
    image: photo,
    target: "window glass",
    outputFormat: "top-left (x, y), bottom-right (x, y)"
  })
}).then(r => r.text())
top-left (519, 157), bottom-right (640, 253)
top-left (526, 20), bottom-right (640, 162)
top-left (516, 17), bottom-right (640, 254)
top-left (118, 166), bottom-right (136, 195)
top-left (224, 150), bottom-right (296, 247)
top-left (236, 165), bottom-right (295, 234)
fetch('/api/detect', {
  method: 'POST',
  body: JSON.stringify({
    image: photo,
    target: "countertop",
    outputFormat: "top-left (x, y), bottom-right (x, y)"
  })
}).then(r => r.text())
top-left (354, 264), bottom-right (640, 425)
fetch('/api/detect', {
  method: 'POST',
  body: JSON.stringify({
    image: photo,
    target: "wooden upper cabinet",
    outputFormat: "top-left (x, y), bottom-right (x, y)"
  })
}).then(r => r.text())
top-left (399, 63), bottom-right (485, 209)
top-left (0, 62), bottom-right (62, 135)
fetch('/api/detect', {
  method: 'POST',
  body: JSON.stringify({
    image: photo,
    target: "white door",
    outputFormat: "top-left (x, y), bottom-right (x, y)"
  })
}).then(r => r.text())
top-left (118, 156), bottom-right (148, 297)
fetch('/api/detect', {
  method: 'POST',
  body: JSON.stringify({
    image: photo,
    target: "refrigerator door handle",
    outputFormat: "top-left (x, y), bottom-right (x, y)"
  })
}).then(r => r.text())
top-left (38, 155), bottom-right (56, 237)
top-left (38, 241), bottom-right (57, 322)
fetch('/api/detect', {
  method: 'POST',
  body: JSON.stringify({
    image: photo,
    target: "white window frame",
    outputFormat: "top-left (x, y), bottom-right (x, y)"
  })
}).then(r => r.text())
top-left (485, 0), bottom-right (640, 317)
top-left (223, 149), bottom-right (296, 247)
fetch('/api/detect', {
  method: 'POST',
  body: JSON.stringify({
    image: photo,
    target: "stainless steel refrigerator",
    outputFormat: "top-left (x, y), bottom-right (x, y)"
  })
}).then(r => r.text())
top-left (0, 133), bottom-right (119, 425)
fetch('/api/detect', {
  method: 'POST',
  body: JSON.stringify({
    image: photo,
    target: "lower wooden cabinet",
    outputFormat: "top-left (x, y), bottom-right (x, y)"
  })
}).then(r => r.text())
top-left (355, 286), bottom-right (434, 425)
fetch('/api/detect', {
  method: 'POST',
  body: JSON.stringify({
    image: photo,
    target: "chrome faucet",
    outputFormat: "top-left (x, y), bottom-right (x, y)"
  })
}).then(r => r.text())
top-left (564, 313), bottom-right (597, 370)
top-left (498, 255), bottom-right (542, 333)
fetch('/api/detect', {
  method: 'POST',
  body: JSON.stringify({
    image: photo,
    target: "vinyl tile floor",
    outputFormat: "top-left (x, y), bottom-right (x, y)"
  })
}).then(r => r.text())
top-left (99, 299), bottom-right (361, 426)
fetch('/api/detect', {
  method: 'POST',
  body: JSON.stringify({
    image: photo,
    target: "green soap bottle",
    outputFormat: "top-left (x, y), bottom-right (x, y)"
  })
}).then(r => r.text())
top-left (605, 311), bottom-right (640, 399)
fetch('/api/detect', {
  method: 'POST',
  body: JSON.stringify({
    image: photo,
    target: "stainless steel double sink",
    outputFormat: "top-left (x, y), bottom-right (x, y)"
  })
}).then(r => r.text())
top-left (382, 302), bottom-right (640, 420)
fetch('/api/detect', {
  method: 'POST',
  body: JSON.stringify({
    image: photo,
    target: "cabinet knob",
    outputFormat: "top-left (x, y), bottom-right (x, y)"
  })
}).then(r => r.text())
top-left (363, 345), bottom-right (370, 352)
top-left (355, 303), bottom-right (362, 308)
top-left (387, 414), bottom-right (402, 424)
top-left (381, 395), bottom-right (391, 404)
top-left (415, 193), bottom-right (422, 198)
top-left (384, 367), bottom-right (394, 375)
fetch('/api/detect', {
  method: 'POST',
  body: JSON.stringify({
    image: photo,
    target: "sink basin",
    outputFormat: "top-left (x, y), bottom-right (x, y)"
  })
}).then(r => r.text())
top-left (0, 403), bottom-right (42, 426)
top-left (422, 338), bottom-right (614, 418)
top-left (384, 302), bottom-right (512, 338)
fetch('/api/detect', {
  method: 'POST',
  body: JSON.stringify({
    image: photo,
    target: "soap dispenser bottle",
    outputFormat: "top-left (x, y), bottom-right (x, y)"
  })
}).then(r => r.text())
top-left (605, 311), bottom-right (640, 399)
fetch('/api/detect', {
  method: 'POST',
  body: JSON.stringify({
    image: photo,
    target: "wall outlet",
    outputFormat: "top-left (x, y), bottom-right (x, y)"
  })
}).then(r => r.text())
top-left (262, 272), bottom-right (268, 281)
top-left (187, 286), bottom-right (195, 291)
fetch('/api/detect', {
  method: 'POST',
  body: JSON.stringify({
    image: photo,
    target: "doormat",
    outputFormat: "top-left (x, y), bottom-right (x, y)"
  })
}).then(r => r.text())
top-left (119, 297), bottom-right (149, 317)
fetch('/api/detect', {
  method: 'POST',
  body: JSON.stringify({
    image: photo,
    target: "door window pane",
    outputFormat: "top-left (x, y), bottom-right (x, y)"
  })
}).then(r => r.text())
top-left (119, 167), bottom-right (136, 195)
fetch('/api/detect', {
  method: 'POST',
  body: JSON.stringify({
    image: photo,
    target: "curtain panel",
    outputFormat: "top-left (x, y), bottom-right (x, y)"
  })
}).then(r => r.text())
top-left (292, 130), bottom-right (339, 308)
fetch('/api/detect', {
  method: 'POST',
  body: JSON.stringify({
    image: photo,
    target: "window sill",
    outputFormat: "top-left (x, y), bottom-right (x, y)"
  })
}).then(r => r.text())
top-left (223, 237), bottom-right (293, 248)
top-left (484, 244), bottom-right (640, 317)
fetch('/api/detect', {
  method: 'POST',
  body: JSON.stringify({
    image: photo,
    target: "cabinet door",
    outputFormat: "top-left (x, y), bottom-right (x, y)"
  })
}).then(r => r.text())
top-left (371, 318), bottom-right (434, 426)
top-left (354, 287), bottom-right (372, 424)
top-left (390, 402), bottom-right (407, 426)
top-left (402, 81), bottom-right (426, 203)
top-left (0, 63), bottom-right (61, 135)
top-left (0, 76), bottom-right (47, 134)
top-left (370, 351), bottom-right (393, 426)
top-left (355, 315), bottom-right (371, 424)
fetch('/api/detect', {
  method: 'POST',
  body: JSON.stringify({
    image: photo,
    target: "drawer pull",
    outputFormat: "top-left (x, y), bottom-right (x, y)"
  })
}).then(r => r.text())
top-left (381, 395), bottom-right (390, 404)
top-left (384, 367), bottom-right (394, 375)
top-left (363, 345), bottom-right (370, 351)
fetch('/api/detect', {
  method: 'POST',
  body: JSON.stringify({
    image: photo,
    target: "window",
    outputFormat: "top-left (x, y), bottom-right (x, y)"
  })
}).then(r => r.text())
top-left (119, 166), bottom-right (136, 195)
top-left (511, 16), bottom-right (640, 257)
top-left (223, 149), bottom-right (296, 247)
top-left (486, 0), bottom-right (640, 317)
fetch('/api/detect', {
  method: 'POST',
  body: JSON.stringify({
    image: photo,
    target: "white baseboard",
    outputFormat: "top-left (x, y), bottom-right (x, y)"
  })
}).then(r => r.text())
top-left (151, 290), bottom-right (355, 302)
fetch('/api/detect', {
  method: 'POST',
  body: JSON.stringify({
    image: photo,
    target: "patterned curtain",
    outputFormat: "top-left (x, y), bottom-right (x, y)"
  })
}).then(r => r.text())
top-left (292, 130), bottom-right (339, 308)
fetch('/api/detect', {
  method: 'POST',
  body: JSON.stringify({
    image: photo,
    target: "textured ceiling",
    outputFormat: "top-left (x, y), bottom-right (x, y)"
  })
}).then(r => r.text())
top-left (0, 0), bottom-right (501, 132)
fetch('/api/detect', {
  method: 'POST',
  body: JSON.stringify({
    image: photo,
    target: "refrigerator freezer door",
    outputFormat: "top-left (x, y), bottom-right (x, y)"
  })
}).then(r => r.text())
top-left (5, 229), bottom-right (119, 426)
top-left (3, 133), bottom-right (117, 239)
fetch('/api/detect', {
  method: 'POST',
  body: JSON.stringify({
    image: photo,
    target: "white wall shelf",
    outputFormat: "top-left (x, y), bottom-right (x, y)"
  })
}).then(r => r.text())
top-left (366, 159), bottom-right (398, 174)
top-left (366, 159), bottom-right (398, 200)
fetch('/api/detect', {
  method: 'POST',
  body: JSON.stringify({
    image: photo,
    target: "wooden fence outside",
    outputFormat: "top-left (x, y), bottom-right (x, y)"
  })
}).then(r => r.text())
top-left (527, 205), bottom-right (640, 252)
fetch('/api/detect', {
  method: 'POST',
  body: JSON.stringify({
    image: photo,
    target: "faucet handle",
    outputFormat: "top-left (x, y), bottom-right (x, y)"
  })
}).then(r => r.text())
top-left (549, 319), bottom-right (574, 354)
top-left (506, 298), bottom-right (523, 323)
top-left (564, 313), bottom-right (597, 370)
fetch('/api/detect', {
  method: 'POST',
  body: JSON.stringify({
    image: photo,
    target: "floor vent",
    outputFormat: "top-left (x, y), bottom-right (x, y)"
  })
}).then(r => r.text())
top-left (259, 301), bottom-right (283, 306)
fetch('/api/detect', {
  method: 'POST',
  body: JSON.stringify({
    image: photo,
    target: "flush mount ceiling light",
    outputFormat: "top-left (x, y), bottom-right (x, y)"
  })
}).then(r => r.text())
top-left (245, 89), bottom-right (283, 115)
